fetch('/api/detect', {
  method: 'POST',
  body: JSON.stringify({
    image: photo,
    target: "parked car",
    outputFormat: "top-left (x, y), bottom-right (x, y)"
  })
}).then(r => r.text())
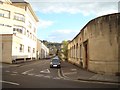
top-left (50, 56), bottom-right (61, 68)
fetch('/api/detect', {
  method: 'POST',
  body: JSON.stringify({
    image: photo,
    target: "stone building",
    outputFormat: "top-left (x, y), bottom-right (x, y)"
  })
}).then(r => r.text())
top-left (36, 39), bottom-right (42, 60)
top-left (0, 0), bottom-right (39, 63)
top-left (68, 13), bottom-right (120, 75)
top-left (41, 43), bottom-right (49, 59)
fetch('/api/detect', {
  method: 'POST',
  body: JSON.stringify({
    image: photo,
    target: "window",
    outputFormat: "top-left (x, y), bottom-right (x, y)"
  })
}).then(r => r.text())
top-left (0, 9), bottom-right (10, 18)
top-left (33, 48), bottom-right (35, 53)
top-left (27, 30), bottom-right (29, 37)
top-left (80, 45), bottom-right (82, 58)
top-left (33, 35), bottom-right (35, 41)
top-left (13, 25), bottom-right (25, 34)
top-left (76, 43), bottom-right (78, 58)
top-left (30, 33), bottom-right (32, 38)
top-left (28, 46), bottom-right (31, 53)
top-left (23, 28), bottom-right (26, 35)
top-left (2, 43), bottom-right (4, 50)
top-left (20, 44), bottom-right (24, 52)
top-left (34, 27), bottom-right (36, 33)
top-left (0, 13), bottom-right (4, 17)
top-left (74, 45), bottom-right (75, 58)
top-left (14, 13), bottom-right (25, 22)
top-left (28, 21), bottom-right (32, 28)
top-left (0, 1), bottom-right (3, 4)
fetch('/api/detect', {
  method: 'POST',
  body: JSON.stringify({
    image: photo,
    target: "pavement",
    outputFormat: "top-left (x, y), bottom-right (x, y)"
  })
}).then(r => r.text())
top-left (60, 61), bottom-right (120, 84)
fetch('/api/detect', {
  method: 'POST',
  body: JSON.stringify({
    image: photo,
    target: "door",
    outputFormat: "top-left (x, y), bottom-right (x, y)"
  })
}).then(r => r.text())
top-left (84, 41), bottom-right (88, 69)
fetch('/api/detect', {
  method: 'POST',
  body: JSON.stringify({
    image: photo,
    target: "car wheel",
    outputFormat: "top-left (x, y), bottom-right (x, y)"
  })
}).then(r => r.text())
top-left (12, 60), bottom-right (16, 64)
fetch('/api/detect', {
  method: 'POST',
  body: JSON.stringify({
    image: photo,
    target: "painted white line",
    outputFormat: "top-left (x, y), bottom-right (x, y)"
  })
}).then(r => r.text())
top-left (5, 71), bottom-right (10, 73)
top-left (71, 68), bottom-right (77, 71)
top-left (40, 69), bottom-right (50, 73)
top-left (12, 71), bottom-right (18, 74)
top-left (58, 69), bottom-right (64, 79)
top-left (53, 77), bottom-right (60, 80)
top-left (22, 69), bottom-right (34, 75)
top-left (64, 72), bottom-right (77, 75)
top-left (44, 76), bottom-right (51, 78)
top-left (35, 74), bottom-right (44, 77)
top-left (10, 74), bottom-right (17, 76)
top-left (59, 69), bottom-right (69, 79)
top-left (28, 73), bottom-right (34, 76)
top-left (0, 80), bottom-right (20, 86)
top-left (63, 78), bottom-right (70, 80)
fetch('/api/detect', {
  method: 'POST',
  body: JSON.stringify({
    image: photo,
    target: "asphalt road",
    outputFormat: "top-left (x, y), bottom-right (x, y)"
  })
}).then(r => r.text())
top-left (1, 59), bottom-right (119, 89)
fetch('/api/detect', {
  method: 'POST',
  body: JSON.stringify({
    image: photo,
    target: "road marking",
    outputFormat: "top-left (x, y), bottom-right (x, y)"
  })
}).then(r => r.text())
top-left (10, 74), bottom-right (17, 76)
top-left (5, 71), bottom-right (10, 73)
top-left (71, 69), bottom-right (77, 71)
top-left (28, 73), bottom-right (34, 76)
top-left (40, 69), bottom-right (50, 73)
top-left (53, 77), bottom-right (60, 80)
top-left (58, 69), bottom-right (64, 79)
top-left (12, 71), bottom-right (18, 74)
top-left (44, 76), bottom-right (51, 78)
top-left (59, 70), bottom-right (69, 79)
top-left (22, 69), bottom-right (34, 75)
top-left (64, 72), bottom-right (77, 75)
top-left (0, 80), bottom-right (20, 86)
top-left (63, 78), bottom-right (70, 80)
top-left (35, 74), bottom-right (44, 77)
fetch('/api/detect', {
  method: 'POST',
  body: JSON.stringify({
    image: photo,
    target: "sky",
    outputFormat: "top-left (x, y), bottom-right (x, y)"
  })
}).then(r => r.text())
top-left (28, 0), bottom-right (119, 43)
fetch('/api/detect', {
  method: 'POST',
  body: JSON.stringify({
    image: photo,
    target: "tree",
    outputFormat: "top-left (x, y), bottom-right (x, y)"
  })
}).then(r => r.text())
top-left (61, 40), bottom-right (69, 60)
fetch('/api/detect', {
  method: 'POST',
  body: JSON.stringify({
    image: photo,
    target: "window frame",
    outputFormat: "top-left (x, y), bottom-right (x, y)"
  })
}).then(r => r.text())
top-left (0, 9), bottom-right (10, 19)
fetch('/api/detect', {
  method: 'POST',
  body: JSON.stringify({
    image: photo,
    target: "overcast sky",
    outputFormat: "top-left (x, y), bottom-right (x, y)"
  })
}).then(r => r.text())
top-left (28, 0), bottom-right (119, 43)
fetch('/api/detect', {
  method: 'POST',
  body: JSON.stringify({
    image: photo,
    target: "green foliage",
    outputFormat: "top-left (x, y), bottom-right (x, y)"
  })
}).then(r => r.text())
top-left (61, 40), bottom-right (69, 60)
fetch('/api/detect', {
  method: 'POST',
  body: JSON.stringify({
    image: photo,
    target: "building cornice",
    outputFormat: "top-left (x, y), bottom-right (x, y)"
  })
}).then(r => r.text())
top-left (11, 0), bottom-right (39, 22)
top-left (70, 13), bottom-right (119, 43)
top-left (0, 0), bottom-right (12, 4)
top-left (27, 3), bottom-right (39, 22)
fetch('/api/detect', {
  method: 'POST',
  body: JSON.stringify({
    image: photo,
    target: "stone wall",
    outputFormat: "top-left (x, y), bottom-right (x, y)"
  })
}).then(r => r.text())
top-left (68, 13), bottom-right (120, 75)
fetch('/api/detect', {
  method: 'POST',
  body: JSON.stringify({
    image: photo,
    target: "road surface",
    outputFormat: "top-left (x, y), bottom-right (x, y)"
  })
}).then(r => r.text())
top-left (1, 59), bottom-right (119, 89)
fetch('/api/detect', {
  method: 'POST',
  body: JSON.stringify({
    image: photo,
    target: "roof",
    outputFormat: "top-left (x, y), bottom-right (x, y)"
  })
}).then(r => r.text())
top-left (53, 56), bottom-right (59, 60)
top-left (70, 13), bottom-right (119, 43)
top-left (11, 0), bottom-right (28, 3)
top-left (11, 0), bottom-right (39, 22)
top-left (0, 0), bottom-right (12, 4)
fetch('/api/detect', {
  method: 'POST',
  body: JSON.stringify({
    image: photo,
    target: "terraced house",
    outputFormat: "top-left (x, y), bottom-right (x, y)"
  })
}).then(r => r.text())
top-left (0, 0), bottom-right (39, 63)
top-left (68, 13), bottom-right (120, 75)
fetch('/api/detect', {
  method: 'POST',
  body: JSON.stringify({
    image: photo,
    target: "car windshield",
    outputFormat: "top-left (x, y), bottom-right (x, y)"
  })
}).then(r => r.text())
top-left (52, 59), bottom-right (59, 63)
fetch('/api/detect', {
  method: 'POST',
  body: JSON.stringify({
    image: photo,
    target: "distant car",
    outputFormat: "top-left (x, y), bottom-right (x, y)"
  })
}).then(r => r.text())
top-left (50, 57), bottom-right (61, 68)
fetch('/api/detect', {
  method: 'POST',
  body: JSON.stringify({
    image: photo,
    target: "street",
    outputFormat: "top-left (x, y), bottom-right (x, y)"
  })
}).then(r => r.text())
top-left (1, 59), bottom-right (119, 88)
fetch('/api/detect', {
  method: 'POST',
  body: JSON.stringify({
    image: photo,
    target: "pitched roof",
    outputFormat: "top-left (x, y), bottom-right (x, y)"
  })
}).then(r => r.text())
top-left (11, 0), bottom-right (28, 3)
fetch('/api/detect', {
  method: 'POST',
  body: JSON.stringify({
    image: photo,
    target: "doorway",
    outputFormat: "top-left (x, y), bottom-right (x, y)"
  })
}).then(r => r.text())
top-left (84, 41), bottom-right (88, 70)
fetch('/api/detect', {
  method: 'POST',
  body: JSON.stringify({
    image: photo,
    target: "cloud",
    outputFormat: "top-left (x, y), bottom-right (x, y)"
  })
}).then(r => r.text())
top-left (29, 1), bottom-right (118, 16)
top-left (28, 0), bottom-right (119, 3)
top-left (52, 30), bottom-right (79, 34)
top-left (38, 19), bottom-right (54, 29)
top-left (45, 29), bottom-right (80, 42)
